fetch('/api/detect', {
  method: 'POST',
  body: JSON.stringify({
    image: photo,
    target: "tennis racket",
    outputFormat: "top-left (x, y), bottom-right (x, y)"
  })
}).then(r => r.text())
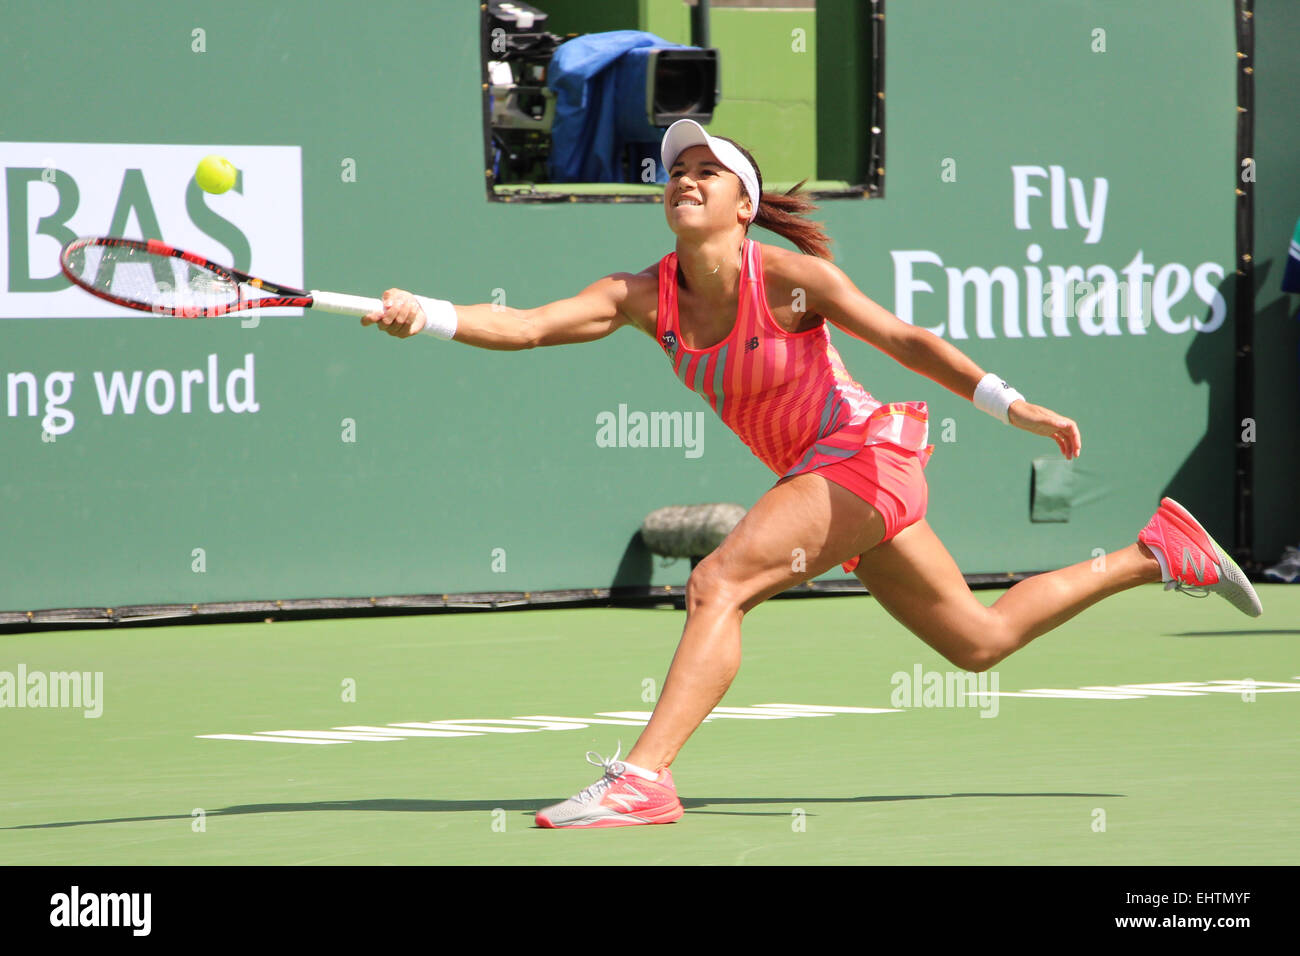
top-left (59, 236), bottom-right (382, 318)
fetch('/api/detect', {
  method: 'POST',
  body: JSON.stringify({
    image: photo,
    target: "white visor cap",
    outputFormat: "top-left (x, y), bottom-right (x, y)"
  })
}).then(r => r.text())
top-left (660, 119), bottom-right (761, 224)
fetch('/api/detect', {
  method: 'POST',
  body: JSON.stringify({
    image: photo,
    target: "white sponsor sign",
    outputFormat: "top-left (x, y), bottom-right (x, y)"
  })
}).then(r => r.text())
top-left (890, 162), bottom-right (1228, 339)
top-left (0, 142), bottom-right (302, 318)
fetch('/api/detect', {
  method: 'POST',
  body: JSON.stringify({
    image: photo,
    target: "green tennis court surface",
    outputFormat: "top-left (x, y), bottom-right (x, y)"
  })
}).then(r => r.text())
top-left (3, 585), bottom-right (1297, 865)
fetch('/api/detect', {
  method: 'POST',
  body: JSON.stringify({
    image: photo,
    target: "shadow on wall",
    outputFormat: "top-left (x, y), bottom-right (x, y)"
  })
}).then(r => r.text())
top-left (1160, 262), bottom-right (1281, 562)
top-left (611, 532), bottom-right (656, 589)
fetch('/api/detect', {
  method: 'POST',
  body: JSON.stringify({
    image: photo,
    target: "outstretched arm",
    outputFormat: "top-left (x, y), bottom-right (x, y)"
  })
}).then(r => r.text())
top-left (793, 255), bottom-right (1082, 459)
top-left (361, 271), bottom-right (652, 350)
top-left (789, 255), bottom-right (982, 399)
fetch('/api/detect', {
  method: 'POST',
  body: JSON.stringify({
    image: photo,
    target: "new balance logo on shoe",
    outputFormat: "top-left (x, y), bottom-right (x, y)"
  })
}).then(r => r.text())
top-left (1182, 545), bottom-right (1207, 582)
top-left (607, 785), bottom-right (648, 811)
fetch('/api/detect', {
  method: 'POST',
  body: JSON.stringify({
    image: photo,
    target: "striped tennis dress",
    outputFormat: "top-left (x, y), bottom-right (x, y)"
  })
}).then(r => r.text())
top-left (655, 239), bottom-right (935, 572)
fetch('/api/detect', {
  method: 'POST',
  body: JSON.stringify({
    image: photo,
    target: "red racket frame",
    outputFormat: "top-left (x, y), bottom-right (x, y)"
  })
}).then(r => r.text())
top-left (60, 236), bottom-right (314, 317)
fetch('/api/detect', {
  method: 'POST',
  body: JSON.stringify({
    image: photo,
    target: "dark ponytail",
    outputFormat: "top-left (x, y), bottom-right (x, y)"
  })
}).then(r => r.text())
top-left (718, 137), bottom-right (834, 261)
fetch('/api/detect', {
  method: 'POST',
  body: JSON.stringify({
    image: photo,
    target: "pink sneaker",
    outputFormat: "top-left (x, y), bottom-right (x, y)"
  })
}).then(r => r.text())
top-left (536, 747), bottom-right (684, 828)
top-left (1138, 497), bottom-right (1262, 617)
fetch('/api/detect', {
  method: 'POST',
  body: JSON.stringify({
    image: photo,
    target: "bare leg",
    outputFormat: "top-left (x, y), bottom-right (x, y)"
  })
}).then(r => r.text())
top-left (625, 473), bottom-right (888, 772)
top-left (627, 479), bottom-right (1163, 770)
top-left (987, 542), bottom-right (1162, 651)
top-left (852, 521), bottom-right (1164, 673)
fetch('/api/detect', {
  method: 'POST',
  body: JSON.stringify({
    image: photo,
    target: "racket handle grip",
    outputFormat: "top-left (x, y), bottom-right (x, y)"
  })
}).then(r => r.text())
top-left (309, 290), bottom-right (384, 316)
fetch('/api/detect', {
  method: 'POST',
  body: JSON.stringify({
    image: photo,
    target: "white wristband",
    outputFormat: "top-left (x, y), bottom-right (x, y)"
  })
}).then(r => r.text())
top-left (413, 295), bottom-right (458, 340)
top-left (973, 372), bottom-right (1025, 424)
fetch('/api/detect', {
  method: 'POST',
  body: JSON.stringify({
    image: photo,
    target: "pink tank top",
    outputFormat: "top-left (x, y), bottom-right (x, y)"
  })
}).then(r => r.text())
top-left (655, 239), bottom-right (934, 479)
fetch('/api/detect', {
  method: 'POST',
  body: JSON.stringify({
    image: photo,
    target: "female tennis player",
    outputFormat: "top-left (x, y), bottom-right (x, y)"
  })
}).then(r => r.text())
top-left (362, 120), bottom-right (1263, 829)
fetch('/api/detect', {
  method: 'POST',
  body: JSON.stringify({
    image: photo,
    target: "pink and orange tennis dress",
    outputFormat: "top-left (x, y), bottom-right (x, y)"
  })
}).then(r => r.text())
top-left (655, 239), bottom-right (935, 573)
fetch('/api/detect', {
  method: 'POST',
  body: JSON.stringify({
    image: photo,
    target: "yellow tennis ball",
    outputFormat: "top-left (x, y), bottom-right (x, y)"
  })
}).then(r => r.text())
top-left (195, 155), bottom-right (237, 194)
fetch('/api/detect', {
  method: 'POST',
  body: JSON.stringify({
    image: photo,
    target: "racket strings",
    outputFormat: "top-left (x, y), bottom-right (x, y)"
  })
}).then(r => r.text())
top-left (65, 244), bottom-right (239, 314)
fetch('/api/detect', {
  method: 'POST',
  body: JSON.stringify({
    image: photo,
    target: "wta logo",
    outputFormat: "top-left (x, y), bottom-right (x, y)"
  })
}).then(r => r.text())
top-left (0, 142), bottom-right (302, 319)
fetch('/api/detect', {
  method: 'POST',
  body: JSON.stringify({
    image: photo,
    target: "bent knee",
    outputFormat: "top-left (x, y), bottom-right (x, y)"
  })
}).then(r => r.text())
top-left (954, 647), bottom-right (1001, 673)
top-left (928, 614), bottom-right (1012, 673)
top-left (685, 560), bottom-right (746, 614)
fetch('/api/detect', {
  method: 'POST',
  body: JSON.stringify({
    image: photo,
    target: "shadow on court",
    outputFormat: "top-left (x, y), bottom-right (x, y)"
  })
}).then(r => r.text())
top-left (4, 792), bottom-right (1123, 830)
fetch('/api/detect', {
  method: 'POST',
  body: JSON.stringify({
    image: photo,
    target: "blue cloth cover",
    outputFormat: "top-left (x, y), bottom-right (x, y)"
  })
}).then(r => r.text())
top-left (547, 30), bottom-right (684, 183)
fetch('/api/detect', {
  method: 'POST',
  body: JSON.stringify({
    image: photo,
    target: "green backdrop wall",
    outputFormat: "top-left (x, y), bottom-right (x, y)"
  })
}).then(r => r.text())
top-left (2, 0), bottom-right (1294, 614)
